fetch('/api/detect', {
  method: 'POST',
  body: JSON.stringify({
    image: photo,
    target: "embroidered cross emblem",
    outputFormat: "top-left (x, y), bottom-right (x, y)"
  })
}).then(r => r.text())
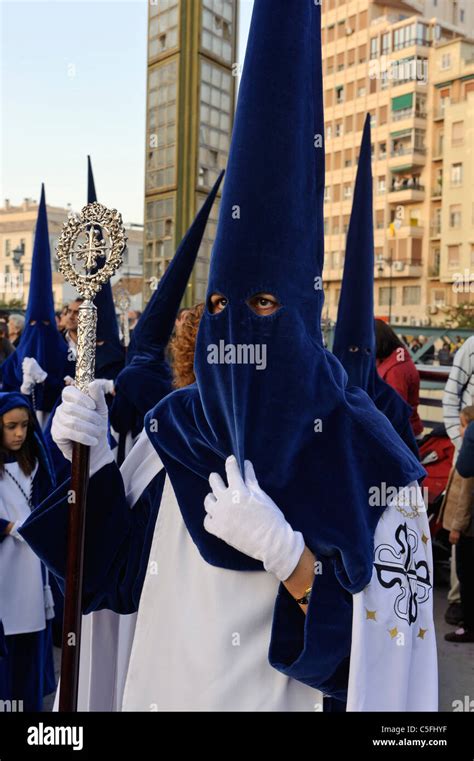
top-left (374, 523), bottom-right (431, 625)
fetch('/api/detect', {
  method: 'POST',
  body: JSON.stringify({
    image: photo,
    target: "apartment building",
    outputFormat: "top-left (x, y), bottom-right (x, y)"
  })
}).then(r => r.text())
top-left (322, 0), bottom-right (473, 327)
top-left (143, 0), bottom-right (238, 306)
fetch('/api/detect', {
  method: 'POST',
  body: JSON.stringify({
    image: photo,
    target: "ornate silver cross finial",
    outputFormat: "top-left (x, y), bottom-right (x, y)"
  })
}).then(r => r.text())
top-left (56, 202), bottom-right (127, 391)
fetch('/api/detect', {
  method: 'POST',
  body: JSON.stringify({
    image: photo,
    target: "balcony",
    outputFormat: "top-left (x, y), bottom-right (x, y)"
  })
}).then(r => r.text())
top-left (376, 258), bottom-right (423, 278)
top-left (391, 109), bottom-right (427, 122)
top-left (390, 222), bottom-right (424, 239)
top-left (389, 145), bottom-right (426, 170)
top-left (430, 224), bottom-right (441, 238)
top-left (388, 184), bottom-right (425, 203)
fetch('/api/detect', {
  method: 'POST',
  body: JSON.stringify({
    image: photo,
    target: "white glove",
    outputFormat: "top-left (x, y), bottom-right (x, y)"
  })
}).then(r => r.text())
top-left (51, 379), bottom-right (114, 476)
top-left (63, 376), bottom-right (114, 395)
top-left (21, 357), bottom-right (47, 394)
top-left (204, 456), bottom-right (305, 581)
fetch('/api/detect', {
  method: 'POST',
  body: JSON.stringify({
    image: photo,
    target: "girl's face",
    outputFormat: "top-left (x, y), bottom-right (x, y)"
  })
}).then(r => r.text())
top-left (2, 408), bottom-right (29, 451)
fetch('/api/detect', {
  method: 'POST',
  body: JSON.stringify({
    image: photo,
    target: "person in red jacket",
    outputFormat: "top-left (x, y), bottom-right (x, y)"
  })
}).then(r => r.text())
top-left (375, 319), bottom-right (423, 438)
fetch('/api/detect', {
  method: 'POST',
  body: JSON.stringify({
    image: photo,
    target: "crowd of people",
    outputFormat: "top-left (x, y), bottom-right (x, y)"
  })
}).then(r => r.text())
top-left (1, 0), bottom-right (473, 716)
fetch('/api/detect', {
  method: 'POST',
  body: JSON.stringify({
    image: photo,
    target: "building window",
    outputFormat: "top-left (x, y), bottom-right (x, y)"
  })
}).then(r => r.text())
top-left (146, 61), bottom-right (178, 191)
top-left (382, 33), bottom-right (391, 55)
top-left (343, 184), bottom-right (352, 199)
top-left (470, 244), bottom-right (474, 267)
top-left (324, 186), bottom-right (331, 202)
top-left (335, 121), bottom-right (343, 137)
top-left (145, 196), bottom-right (176, 272)
top-left (465, 81), bottom-right (474, 98)
top-left (379, 287), bottom-right (396, 306)
top-left (198, 60), bottom-right (232, 190)
top-left (5, 239), bottom-right (11, 256)
top-left (402, 286), bottom-right (421, 305)
top-left (452, 121), bottom-right (464, 146)
top-left (370, 38), bottom-right (378, 59)
top-left (336, 85), bottom-right (344, 104)
top-left (201, 0), bottom-right (234, 63)
top-left (451, 163), bottom-right (463, 186)
top-left (379, 142), bottom-right (387, 158)
top-left (448, 245), bottom-right (460, 267)
top-left (441, 53), bottom-right (451, 70)
top-left (377, 176), bottom-right (386, 193)
top-left (449, 205), bottom-right (462, 228)
top-left (148, 0), bottom-right (179, 57)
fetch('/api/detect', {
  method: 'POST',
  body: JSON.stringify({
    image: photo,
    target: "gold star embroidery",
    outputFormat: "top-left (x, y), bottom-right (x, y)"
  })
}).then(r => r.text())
top-left (421, 533), bottom-right (429, 545)
top-left (366, 609), bottom-right (377, 621)
top-left (389, 626), bottom-right (399, 639)
top-left (417, 628), bottom-right (428, 639)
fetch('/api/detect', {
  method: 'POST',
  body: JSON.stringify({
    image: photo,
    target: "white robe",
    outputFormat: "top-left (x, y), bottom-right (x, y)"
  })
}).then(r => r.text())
top-left (0, 462), bottom-right (46, 635)
top-left (347, 482), bottom-right (438, 711)
top-left (58, 435), bottom-right (438, 712)
top-left (122, 470), bottom-right (322, 711)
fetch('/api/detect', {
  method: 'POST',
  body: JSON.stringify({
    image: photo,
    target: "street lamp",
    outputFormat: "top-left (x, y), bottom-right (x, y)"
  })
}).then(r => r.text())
top-left (376, 254), bottom-right (394, 324)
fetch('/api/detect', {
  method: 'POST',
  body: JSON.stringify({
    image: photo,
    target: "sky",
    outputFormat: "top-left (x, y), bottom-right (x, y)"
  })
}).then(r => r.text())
top-left (0, 0), bottom-right (254, 225)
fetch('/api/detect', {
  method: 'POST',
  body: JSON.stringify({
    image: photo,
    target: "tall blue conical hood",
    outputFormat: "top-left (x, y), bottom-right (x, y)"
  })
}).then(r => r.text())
top-left (128, 170), bottom-right (224, 362)
top-left (333, 116), bottom-right (418, 455)
top-left (145, 0), bottom-right (425, 700)
top-left (206, 0), bottom-right (325, 328)
top-left (333, 116), bottom-right (375, 388)
top-left (111, 171), bottom-right (224, 438)
top-left (25, 184), bottom-right (55, 324)
top-left (1, 186), bottom-right (69, 411)
top-left (88, 156), bottom-right (121, 346)
top-left (87, 156), bottom-right (124, 379)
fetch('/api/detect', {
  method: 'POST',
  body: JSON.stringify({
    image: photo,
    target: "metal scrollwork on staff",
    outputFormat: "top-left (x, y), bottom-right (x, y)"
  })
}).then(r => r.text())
top-left (56, 202), bottom-right (126, 712)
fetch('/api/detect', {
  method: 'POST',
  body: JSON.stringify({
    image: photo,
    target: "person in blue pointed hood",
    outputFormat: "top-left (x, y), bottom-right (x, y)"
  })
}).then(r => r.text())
top-left (19, 0), bottom-right (436, 712)
top-left (1, 186), bottom-right (73, 418)
top-left (0, 392), bottom-right (56, 710)
top-left (109, 171), bottom-right (224, 452)
top-left (332, 116), bottom-right (419, 458)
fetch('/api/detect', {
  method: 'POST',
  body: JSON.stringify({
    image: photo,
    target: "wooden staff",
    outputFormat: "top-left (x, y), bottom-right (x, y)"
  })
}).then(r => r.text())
top-left (56, 203), bottom-right (126, 711)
